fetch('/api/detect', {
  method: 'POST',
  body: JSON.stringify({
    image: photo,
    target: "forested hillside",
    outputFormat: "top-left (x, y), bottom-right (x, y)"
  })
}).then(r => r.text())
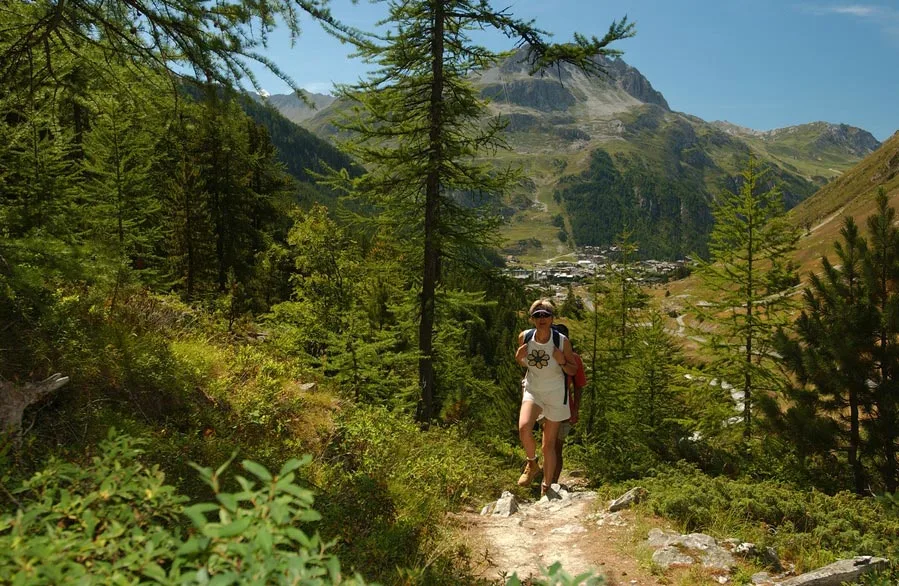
top-left (1, 2), bottom-right (898, 585)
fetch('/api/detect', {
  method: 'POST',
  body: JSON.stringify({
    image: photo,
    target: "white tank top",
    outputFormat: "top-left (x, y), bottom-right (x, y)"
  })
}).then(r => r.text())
top-left (523, 330), bottom-right (566, 395)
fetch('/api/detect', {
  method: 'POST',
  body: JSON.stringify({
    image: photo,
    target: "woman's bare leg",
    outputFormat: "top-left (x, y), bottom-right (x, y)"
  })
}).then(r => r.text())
top-left (541, 419), bottom-right (561, 489)
top-left (518, 400), bottom-right (542, 459)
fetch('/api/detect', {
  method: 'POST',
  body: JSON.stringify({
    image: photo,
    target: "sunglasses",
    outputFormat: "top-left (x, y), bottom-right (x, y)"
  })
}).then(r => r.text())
top-left (531, 311), bottom-right (552, 318)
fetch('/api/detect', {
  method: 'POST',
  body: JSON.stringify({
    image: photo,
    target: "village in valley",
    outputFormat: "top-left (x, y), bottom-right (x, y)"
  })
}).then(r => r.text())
top-left (503, 245), bottom-right (690, 299)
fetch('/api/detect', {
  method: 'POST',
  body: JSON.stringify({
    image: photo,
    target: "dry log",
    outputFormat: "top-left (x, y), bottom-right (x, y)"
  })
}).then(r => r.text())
top-left (0, 373), bottom-right (69, 435)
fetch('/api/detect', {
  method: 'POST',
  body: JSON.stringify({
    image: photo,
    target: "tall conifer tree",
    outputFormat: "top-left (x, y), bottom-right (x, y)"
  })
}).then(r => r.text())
top-left (694, 156), bottom-right (798, 442)
top-left (328, 0), bottom-right (633, 423)
top-left (863, 188), bottom-right (899, 491)
top-left (776, 218), bottom-right (875, 493)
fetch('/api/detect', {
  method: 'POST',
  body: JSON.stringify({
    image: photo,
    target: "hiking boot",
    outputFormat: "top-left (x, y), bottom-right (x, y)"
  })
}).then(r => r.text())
top-left (517, 458), bottom-right (540, 486)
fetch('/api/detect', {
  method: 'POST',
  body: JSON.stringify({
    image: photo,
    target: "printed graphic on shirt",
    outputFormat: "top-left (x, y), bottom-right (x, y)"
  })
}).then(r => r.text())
top-left (527, 348), bottom-right (549, 369)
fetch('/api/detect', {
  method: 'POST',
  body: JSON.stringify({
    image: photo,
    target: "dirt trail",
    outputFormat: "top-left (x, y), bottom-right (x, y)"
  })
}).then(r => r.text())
top-left (457, 479), bottom-right (667, 585)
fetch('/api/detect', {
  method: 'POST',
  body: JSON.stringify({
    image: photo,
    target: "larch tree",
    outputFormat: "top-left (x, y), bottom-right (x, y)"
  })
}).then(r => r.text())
top-left (1, 0), bottom-right (344, 92)
top-left (694, 156), bottom-right (799, 443)
top-left (327, 0), bottom-right (633, 424)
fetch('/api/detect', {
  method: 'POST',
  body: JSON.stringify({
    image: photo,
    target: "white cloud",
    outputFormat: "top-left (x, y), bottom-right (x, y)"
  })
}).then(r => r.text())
top-left (257, 89), bottom-right (271, 98)
top-left (830, 5), bottom-right (878, 17)
top-left (801, 3), bottom-right (899, 39)
top-left (801, 3), bottom-right (881, 17)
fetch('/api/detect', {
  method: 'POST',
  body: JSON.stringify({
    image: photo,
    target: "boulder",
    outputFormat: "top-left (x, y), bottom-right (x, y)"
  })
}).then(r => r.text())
top-left (778, 556), bottom-right (890, 586)
top-left (652, 546), bottom-right (694, 569)
top-left (645, 530), bottom-right (735, 572)
top-left (700, 546), bottom-right (737, 572)
top-left (608, 486), bottom-right (647, 512)
top-left (678, 532), bottom-right (718, 550)
top-left (480, 491), bottom-right (519, 516)
top-left (647, 528), bottom-right (681, 548)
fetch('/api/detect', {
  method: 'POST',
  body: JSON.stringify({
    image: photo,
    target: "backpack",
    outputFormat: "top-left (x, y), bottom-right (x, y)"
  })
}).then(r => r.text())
top-left (522, 326), bottom-right (569, 405)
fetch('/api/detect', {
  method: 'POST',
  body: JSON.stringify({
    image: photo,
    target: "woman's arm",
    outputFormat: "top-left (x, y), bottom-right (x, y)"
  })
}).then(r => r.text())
top-left (559, 338), bottom-right (577, 374)
top-left (515, 331), bottom-right (529, 366)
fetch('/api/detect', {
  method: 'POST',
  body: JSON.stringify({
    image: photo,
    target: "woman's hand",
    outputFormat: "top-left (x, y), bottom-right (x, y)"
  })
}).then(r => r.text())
top-left (515, 343), bottom-right (529, 366)
top-left (552, 347), bottom-right (566, 366)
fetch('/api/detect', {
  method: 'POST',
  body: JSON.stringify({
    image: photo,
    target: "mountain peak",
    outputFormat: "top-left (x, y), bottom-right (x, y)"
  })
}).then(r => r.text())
top-left (255, 91), bottom-right (337, 124)
top-left (476, 47), bottom-right (669, 113)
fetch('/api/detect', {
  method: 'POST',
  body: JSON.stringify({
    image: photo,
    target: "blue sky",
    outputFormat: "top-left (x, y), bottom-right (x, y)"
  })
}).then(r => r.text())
top-left (252, 1), bottom-right (898, 141)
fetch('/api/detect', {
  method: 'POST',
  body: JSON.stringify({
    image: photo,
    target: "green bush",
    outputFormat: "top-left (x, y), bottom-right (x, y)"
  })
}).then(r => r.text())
top-left (507, 561), bottom-right (604, 585)
top-left (640, 462), bottom-right (899, 570)
top-left (0, 431), bottom-right (365, 585)
top-left (316, 405), bottom-right (508, 584)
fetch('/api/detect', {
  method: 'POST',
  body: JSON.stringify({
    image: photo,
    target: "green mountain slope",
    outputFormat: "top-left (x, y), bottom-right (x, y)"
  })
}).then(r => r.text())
top-left (259, 91), bottom-right (336, 124)
top-left (474, 50), bottom-right (880, 261)
top-left (274, 49), bottom-right (881, 261)
top-left (711, 120), bottom-right (882, 185)
top-left (788, 131), bottom-right (899, 275)
top-left (240, 96), bottom-right (358, 183)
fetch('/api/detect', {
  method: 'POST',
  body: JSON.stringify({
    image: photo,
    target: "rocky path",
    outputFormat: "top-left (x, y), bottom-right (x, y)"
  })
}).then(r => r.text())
top-left (456, 480), bottom-right (891, 586)
top-left (457, 480), bottom-right (666, 585)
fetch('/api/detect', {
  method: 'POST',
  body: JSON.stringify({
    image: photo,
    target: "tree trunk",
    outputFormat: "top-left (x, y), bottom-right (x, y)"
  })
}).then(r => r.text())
top-left (849, 388), bottom-right (865, 494)
top-left (0, 374), bottom-right (69, 436)
top-left (415, 0), bottom-right (445, 425)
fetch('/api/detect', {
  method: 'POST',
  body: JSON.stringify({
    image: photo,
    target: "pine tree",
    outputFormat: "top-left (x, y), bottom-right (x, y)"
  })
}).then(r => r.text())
top-left (81, 91), bottom-right (162, 297)
top-left (327, 0), bottom-right (633, 423)
top-left (775, 217), bottom-right (875, 493)
top-left (694, 156), bottom-right (798, 443)
top-left (861, 187), bottom-right (899, 491)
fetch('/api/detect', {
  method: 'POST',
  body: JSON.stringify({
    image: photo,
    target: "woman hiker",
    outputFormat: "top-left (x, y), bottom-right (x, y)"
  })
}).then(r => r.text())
top-left (546, 323), bottom-right (587, 486)
top-left (514, 299), bottom-right (578, 495)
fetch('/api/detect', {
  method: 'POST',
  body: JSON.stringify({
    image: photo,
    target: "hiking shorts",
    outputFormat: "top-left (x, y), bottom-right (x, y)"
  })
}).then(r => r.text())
top-left (522, 385), bottom-right (570, 423)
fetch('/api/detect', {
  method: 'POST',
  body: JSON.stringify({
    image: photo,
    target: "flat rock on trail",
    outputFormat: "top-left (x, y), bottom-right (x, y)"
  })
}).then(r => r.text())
top-left (458, 484), bottom-right (667, 585)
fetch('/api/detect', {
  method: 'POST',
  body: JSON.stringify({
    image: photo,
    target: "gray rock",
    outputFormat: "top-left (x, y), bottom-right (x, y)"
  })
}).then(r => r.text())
top-left (652, 546), bottom-right (694, 569)
top-left (751, 571), bottom-right (773, 585)
top-left (493, 491), bottom-right (520, 516)
top-left (481, 490), bottom-right (519, 516)
top-left (540, 483), bottom-right (565, 502)
top-left (647, 528), bottom-right (681, 547)
top-left (609, 486), bottom-right (647, 512)
top-left (700, 546), bottom-right (737, 571)
top-left (678, 532), bottom-right (718, 550)
top-left (778, 556), bottom-right (890, 586)
top-left (762, 546), bottom-right (783, 572)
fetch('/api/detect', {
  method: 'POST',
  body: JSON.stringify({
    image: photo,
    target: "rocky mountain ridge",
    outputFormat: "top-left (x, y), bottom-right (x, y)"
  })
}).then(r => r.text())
top-left (259, 48), bottom-right (883, 261)
top-left (255, 91), bottom-right (336, 124)
top-left (712, 120), bottom-right (881, 157)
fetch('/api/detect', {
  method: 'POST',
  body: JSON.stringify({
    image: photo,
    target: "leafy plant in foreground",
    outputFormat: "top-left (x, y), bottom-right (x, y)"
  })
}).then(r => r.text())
top-left (0, 431), bottom-right (366, 585)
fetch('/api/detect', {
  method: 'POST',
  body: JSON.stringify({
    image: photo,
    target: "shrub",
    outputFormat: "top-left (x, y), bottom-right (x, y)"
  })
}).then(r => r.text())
top-left (316, 405), bottom-right (508, 584)
top-left (507, 561), bottom-right (604, 585)
top-left (0, 431), bottom-right (364, 585)
top-left (640, 462), bottom-right (899, 570)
